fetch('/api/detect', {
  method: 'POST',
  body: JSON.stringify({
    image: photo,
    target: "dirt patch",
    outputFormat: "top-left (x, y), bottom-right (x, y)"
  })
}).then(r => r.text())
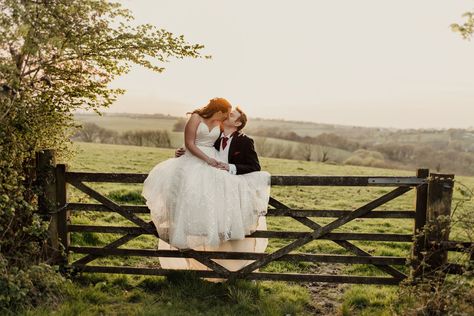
top-left (304, 263), bottom-right (348, 315)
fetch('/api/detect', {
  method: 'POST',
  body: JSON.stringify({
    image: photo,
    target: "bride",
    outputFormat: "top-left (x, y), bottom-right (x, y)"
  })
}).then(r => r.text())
top-left (142, 97), bottom-right (270, 251)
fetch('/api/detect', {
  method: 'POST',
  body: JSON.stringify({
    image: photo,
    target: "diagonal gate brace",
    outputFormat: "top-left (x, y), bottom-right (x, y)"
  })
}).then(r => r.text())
top-left (229, 186), bottom-right (412, 281)
top-left (69, 180), bottom-right (231, 277)
top-left (268, 197), bottom-right (406, 280)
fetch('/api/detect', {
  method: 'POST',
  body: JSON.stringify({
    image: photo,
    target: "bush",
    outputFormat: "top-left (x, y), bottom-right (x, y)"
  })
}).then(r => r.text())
top-left (172, 118), bottom-right (187, 132)
top-left (120, 130), bottom-right (171, 148)
top-left (72, 123), bottom-right (118, 143)
top-left (0, 255), bottom-right (66, 313)
top-left (391, 184), bottom-right (474, 315)
top-left (393, 273), bottom-right (474, 315)
top-left (343, 149), bottom-right (395, 168)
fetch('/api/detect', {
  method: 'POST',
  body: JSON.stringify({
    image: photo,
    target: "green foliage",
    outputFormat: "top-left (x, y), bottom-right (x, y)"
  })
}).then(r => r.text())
top-left (392, 274), bottom-right (474, 316)
top-left (0, 0), bottom-right (205, 312)
top-left (390, 182), bottom-right (474, 315)
top-left (0, 256), bottom-right (66, 313)
top-left (451, 11), bottom-right (474, 39)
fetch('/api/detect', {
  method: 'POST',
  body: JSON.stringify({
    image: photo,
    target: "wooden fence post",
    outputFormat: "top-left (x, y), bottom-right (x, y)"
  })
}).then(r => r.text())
top-left (56, 164), bottom-right (69, 267)
top-left (425, 173), bottom-right (454, 275)
top-left (36, 149), bottom-right (62, 264)
top-left (411, 168), bottom-right (429, 279)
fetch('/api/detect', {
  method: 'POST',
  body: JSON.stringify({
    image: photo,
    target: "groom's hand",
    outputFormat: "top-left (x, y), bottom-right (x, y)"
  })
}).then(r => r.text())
top-left (175, 147), bottom-right (185, 158)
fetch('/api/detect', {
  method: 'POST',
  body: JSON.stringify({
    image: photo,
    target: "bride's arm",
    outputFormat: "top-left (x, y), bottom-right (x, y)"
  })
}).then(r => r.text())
top-left (184, 114), bottom-right (218, 166)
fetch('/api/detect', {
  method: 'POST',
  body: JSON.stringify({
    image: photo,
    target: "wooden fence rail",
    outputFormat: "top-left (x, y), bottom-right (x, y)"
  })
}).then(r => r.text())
top-left (35, 149), bottom-right (472, 284)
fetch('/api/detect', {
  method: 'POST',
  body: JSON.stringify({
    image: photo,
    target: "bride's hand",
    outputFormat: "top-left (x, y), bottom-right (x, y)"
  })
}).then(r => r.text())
top-left (206, 158), bottom-right (219, 167)
top-left (217, 162), bottom-right (229, 171)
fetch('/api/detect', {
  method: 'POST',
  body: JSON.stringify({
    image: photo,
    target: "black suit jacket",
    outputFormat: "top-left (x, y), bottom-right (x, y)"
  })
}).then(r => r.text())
top-left (214, 132), bottom-right (261, 175)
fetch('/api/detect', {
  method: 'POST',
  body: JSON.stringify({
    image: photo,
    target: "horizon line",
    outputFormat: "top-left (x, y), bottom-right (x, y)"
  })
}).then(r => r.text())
top-left (73, 111), bottom-right (474, 132)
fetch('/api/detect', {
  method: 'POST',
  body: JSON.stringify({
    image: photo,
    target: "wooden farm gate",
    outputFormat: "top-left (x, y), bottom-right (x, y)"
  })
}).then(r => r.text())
top-left (36, 150), bottom-right (472, 284)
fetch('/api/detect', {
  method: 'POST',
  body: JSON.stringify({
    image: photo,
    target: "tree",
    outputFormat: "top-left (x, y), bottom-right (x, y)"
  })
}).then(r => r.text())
top-left (173, 118), bottom-right (187, 132)
top-left (451, 11), bottom-right (474, 39)
top-left (0, 0), bottom-right (205, 310)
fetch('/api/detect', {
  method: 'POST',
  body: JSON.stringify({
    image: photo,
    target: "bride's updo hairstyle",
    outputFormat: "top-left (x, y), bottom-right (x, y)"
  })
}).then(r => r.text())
top-left (189, 97), bottom-right (232, 118)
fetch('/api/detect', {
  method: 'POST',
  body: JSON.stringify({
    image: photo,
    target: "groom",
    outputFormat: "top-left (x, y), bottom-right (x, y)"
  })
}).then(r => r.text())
top-left (175, 106), bottom-right (261, 175)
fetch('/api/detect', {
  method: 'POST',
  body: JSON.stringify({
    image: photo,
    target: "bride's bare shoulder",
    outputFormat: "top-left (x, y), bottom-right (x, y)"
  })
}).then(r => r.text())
top-left (185, 113), bottom-right (201, 130)
top-left (189, 113), bottom-right (202, 121)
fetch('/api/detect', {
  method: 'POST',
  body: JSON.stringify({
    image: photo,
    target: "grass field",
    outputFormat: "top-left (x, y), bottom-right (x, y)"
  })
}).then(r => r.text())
top-left (75, 114), bottom-right (179, 132)
top-left (26, 142), bottom-right (473, 315)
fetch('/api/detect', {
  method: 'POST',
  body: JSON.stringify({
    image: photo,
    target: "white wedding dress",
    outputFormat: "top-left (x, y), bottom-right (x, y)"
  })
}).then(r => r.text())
top-left (142, 122), bottom-right (271, 252)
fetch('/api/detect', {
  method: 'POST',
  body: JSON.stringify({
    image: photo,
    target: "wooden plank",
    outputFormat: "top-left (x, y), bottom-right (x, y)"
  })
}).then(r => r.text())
top-left (436, 241), bottom-right (473, 252)
top-left (69, 246), bottom-right (407, 265)
top-left (66, 203), bottom-right (416, 218)
top-left (66, 172), bottom-right (424, 187)
top-left (68, 226), bottom-right (413, 242)
top-left (66, 203), bottom-right (149, 213)
top-left (68, 225), bottom-right (154, 234)
top-left (268, 209), bottom-right (416, 219)
top-left (70, 265), bottom-right (402, 285)
top-left (268, 176), bottom-right (422, 187)
top-left (66, 172), bottom-right (147, 183)
top-left (231, 186), bottom-right (412, 280)
top-left (444, 263), bottom-right (470, 275)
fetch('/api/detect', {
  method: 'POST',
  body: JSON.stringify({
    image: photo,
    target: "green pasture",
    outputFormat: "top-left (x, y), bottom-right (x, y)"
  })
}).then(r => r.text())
top-left (75, 114), bottom-right (179, 133)
top-left (29, 142), bottom-right (472, 315)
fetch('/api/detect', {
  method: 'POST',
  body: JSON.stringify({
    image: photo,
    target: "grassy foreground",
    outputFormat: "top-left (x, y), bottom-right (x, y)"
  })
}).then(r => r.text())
top-left (24, 142), bottom-right (473, 315)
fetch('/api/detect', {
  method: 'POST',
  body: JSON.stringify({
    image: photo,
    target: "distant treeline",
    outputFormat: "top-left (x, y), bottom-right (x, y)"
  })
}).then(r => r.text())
top-left (72, 123), bottom-right (171, 148)
top-left (254, 138), bottom-right (331, 163)
top-left (247, 127), bottom-right (360, 151)
top-left (72, 121), bottom-right (474, 176)
top-left (248, 127), bottom-right (474, 176)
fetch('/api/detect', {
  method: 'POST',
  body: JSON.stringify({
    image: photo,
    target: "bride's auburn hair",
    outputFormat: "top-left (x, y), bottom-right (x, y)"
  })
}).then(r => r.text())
top-left (189, 97), bottom-right (232, 118)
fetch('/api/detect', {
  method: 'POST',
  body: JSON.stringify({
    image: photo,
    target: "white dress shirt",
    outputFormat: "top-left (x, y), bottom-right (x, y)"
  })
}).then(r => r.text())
top-left (218, 132), bottom-right (237, 175)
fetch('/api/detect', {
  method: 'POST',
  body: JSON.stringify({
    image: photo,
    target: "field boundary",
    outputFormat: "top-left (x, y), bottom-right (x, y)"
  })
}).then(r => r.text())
top-left (35, 150), bottom-right (472, 284)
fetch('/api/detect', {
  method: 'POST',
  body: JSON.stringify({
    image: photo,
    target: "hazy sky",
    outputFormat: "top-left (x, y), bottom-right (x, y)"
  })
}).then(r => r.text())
top-left (107, 0), bottom-right (474, 129)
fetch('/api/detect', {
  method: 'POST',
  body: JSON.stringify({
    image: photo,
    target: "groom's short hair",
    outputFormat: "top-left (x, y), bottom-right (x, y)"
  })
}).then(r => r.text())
top-left (236, 107), bottom-right (247, 131)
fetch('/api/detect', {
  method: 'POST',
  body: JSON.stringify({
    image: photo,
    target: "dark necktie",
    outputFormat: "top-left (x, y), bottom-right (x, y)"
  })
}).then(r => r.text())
top-left (222, 136), bottom-right (229, 150)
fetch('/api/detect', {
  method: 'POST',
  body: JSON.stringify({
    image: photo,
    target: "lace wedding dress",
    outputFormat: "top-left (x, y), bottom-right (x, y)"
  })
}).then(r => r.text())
top-left (142, 121), bottom-right (270, 251)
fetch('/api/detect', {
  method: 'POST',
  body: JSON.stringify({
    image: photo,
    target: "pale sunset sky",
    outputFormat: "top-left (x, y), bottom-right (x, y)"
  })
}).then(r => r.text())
top-left (106, 0), bottom-right (474, 129)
